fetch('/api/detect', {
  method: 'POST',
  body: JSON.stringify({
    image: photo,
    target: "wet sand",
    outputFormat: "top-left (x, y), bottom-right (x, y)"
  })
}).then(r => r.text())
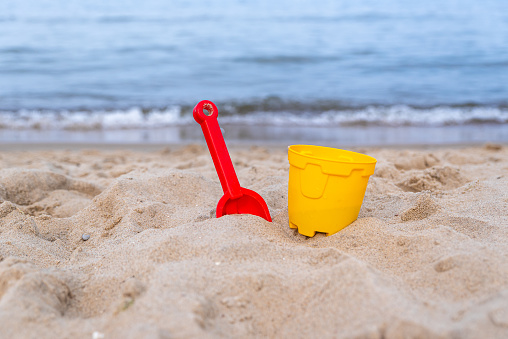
top-left (1, 123), bottom-right (507, 146)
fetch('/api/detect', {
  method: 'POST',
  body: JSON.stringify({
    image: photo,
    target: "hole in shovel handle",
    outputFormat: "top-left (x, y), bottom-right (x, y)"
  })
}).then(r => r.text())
top-left (193, 100), bottom-right (218, 124)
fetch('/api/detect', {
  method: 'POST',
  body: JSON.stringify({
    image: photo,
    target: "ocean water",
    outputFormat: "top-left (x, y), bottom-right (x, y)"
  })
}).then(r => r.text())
top-left (1, 0), bottom-right (507, 144)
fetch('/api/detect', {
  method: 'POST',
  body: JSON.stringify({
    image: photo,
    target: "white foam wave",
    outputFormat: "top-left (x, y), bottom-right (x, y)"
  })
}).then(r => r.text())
top-left (0, 105), bottom-right (507, 130)
top-left (219, 105), bottom-right (508, 126)
top-left (0, 107), bottom-right (190, 130)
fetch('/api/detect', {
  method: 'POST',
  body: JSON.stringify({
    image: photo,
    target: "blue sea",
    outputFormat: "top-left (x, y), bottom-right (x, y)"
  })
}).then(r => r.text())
top-left (0, 0), bottom-right (507, 144)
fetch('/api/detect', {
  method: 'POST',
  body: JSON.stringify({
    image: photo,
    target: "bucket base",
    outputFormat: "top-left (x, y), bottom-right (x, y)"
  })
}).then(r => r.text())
top-left (289, 221), bottom-right (328, 237)
top-left (289, 220), bottom-right (356, 237)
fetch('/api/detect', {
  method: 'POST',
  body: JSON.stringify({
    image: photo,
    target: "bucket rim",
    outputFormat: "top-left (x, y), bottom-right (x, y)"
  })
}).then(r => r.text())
top-left (288, 144), bottom-right (377, 165)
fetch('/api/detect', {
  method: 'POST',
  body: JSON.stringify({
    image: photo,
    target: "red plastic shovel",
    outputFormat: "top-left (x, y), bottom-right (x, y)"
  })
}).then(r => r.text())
top-left (193, 100), bottom-right (272, 222)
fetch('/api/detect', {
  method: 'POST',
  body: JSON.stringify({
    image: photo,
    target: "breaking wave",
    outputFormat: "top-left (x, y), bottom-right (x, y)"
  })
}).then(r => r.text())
top-left (1, 103), bottom-right (507, 130)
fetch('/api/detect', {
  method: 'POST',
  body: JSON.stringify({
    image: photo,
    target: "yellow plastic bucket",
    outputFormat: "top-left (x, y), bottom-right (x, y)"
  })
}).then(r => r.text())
top-left (288, 145), bottom-right (376, 237)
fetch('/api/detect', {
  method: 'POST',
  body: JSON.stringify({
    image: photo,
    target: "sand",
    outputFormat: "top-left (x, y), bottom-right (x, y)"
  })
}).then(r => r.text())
top-left (0, 143), bottom-right (507, 338)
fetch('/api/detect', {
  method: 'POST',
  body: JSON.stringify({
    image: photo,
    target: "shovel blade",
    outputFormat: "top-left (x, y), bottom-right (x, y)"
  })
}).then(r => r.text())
top-left (216, 187), bottom-right (272, 222)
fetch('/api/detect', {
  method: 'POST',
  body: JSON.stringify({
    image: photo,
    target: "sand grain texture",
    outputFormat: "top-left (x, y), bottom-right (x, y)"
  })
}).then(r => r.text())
top-left (0, 144), bottom-right (507, 338)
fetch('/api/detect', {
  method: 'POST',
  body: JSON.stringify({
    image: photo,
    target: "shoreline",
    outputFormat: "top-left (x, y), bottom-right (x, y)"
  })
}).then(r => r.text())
top-left (0, 141), bottom-right (506, 152)
top-left (1, 123), bottom-right (507, 148)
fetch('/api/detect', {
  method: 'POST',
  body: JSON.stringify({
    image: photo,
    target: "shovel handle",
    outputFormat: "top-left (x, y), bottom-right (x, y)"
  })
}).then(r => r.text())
top-left (193, 100), bottom-right (243, 199)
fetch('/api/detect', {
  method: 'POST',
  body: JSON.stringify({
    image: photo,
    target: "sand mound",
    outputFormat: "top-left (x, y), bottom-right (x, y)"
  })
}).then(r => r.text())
top-left (400, 192), bottom-right (439, 221)
top-left (0, 257), bottom-right (71, 338)
top-left (397, 166), bottom-right (468, 192)
top-left (0, 169), bottom-right (102, 206)
top-left (0, 145), bottom-right (507, 338)
top-left (394, 152), bottom-right (440, 170)
top-left (373, 162), bottom-right (400, 179)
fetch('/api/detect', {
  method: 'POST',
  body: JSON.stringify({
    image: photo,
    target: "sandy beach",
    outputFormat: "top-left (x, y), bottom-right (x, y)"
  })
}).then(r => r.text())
top-left (0, 143), bottom-right (507, 338)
